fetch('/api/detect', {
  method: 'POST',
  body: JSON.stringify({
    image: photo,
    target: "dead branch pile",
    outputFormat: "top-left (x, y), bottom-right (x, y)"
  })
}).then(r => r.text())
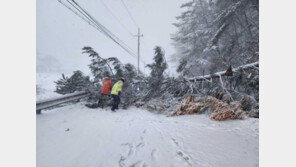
top-left (210, 110), bottom-right (245, 121)
top-left (171, 96), bottom-right (231, 116)
top-left (172, 102), bottom-right (204, 116)
top-left (200, 96), bottom-right (232, 113)
top-left (171, 95), bottom-right (246, 121)
top-left (170, 96), bottom-right (203, 116)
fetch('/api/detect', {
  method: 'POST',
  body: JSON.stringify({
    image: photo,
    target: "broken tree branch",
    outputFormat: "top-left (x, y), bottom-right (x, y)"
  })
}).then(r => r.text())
top-left (218, 74), bottom-right (234, 102)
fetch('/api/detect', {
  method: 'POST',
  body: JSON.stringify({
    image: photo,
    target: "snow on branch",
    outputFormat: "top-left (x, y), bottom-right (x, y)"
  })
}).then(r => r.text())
top-left (204, 23), bottom-right (228, 51)
top-left (212, 0), bottom-right (244, 25)
top-left (186, 61), bottom-right (259, 82)
top-left (203, 0), bottom-right (247, 53)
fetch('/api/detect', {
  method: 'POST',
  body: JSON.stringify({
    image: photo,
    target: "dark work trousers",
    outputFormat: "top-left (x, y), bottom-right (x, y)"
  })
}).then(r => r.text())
top-left (98, 94), bottom-right (110, 108)
top-left (111, 94), bottom-right (120, 111)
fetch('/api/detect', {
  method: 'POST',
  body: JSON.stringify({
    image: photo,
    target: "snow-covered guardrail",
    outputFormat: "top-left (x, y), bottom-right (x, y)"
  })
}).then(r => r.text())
top-left (186, 61), bottom-right (259, 82)
top-left (36, 91), bottom-right (90, 114)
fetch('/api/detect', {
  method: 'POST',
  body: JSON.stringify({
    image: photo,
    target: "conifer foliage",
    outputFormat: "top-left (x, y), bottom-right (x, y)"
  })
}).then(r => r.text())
top-left (172, 0), bottom-right (259, 77)
top-left (142, 46), bottom-right (168, 100)
top-left (55, 70), bottom-right (91, 95)
top-left (55, 46), bottom-right (144, 108)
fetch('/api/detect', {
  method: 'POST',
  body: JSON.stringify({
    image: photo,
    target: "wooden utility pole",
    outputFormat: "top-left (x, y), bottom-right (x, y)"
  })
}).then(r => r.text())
top-left (135, 28), bottom-right (143, 75)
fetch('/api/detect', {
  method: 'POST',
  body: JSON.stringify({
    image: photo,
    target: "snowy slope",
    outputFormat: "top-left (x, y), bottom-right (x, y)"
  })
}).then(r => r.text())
top-left (37, 104), bottom-right (258, 167)
top-left (36, 72), bottom-right (71, 101)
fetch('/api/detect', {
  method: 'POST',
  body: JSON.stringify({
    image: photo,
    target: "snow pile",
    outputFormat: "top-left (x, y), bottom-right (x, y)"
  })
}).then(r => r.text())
top-left (145, 100), bottom-right (170, 113)
top-left (135, 92), bottom-right (182, 114)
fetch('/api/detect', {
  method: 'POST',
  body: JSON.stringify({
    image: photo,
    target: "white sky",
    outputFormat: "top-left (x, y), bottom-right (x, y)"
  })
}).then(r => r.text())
top-left (37, 0), bottom-right (188, 76)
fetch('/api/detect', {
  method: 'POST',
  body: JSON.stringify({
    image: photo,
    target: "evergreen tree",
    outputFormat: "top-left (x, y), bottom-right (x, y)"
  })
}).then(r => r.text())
top-left (120, 63), bottom-right (139, 108)
top-left (172, 0), bottom-right (214, 77)
top-left (55, 70), bottom-right (91, 95)
top-left (172, 0), bottom-right (259, 76)
top-left (82, 47), bottom-right (143, 108)
top-left (144, 46), bottom-right (168, 100)
top-left (82, 46), bottom-right (114, 82)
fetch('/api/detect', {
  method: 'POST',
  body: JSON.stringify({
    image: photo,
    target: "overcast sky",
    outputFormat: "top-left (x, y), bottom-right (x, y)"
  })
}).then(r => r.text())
top-left (37, 0), bottom-right (188, 76)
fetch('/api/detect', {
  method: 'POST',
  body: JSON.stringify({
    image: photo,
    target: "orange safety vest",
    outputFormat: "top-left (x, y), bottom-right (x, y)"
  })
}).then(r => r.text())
top-left (101, 78), bottom-right (113, 95)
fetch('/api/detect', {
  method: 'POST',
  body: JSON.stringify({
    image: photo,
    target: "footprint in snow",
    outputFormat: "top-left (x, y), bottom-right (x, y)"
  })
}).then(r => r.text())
top-left (136, 142), bottom-right (145, 148)
top-left (151, 149), bottom-right (157, 161)
top-left (121, 143), bottom-right (134, 157)
top-left (176, 151), bottom-right (192, 166)
top-left (171, 138), bottom-right (179, 146)
top-left (129, 160), bottom-right (144, 167)
top-left (118, 155), bottom-right (126, 167)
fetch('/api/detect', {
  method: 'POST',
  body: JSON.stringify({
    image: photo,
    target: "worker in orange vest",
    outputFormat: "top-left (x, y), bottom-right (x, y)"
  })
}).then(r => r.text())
top-left (98, 78), bottom-right (113, 108)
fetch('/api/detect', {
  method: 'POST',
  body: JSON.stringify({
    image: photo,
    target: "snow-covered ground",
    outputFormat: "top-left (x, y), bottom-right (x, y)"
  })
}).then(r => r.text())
top-left (37, 103), bottom-right (259, 167)
top-left (36, 72), bottom-right (70, 101)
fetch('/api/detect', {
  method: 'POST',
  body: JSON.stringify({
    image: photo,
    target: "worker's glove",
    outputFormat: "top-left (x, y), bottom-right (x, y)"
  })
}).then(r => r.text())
top-left (118, 91), bottom-right (121, 96)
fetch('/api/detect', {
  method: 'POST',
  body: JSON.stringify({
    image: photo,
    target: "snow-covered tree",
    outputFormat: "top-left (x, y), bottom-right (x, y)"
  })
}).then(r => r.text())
top-left (82, 46), bottom-right (113, 82)
top-left (143, 46), bottom-right (168, 100)
top-left (172, 0), bottom-right (259, 77)
top-left (55, 70), bottom-right (91, 95)
top-left (171, 0), bottom-right (215, 77)
top-left (82, 46), bottom-right (144, 108)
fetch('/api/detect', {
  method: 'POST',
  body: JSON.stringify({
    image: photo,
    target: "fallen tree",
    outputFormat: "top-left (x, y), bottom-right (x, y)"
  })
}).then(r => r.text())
top-left (186, 61), bottom-right (259, 82)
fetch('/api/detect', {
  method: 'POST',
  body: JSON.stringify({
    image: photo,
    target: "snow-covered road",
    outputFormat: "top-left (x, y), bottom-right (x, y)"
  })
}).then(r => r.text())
top-left (37, 103), bottom-right (259, 167)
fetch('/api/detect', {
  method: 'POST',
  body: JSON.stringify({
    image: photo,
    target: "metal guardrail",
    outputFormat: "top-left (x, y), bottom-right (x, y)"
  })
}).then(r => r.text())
top-left (36, 91), bottom-right (90, 114)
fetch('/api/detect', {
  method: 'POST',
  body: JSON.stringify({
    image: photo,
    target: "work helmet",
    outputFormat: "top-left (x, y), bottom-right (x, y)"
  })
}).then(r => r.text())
top-left (120, 77), bottom-right (125, 82)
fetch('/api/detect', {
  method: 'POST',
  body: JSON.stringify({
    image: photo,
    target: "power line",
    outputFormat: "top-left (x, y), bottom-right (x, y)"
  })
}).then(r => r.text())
top-left (63, 0), bottom-right (134, 56)
top-left (60, 0), bottom-right (117, 41)
top-left (71, 0), bottom-right (147, 66)
top-left (58, 0), bottom-right (147, 74)
top-left (70, 0), bottom-right (136, 57)
top-left (58, 0), bottom-right (100, 31)
top-left (59, 0), bottom-right (137, 59)
top-left (119, 0), bottom-right (139, 28)
top-left (99, 0), bottom-right (134, 37)
top-left (118, 0), bottom-right (144, 75)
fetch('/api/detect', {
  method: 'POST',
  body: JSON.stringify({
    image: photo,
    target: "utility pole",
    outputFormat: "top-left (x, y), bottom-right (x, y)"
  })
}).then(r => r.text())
top-left (135, 28), bottom-right (143, 76)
